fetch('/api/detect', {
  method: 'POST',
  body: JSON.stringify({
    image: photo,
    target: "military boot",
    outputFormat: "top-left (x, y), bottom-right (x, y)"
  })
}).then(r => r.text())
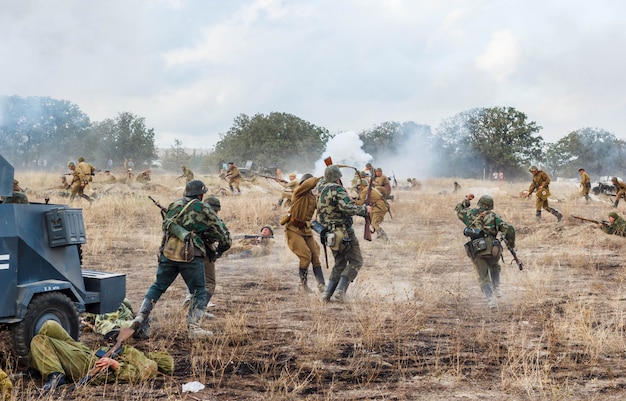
top-left (377, 227), bottom-right (389, 241)
top-left (332, 276), bottom-right (351, 302)
top-left (188, 308), bottom-right (214, 340)
top-left (614, 200), bottom-right (619, 208)
top-left (491, 270), bottom-right (502, 297)
top-left (131, 298), bottom-right (154, 339)
top-left (80, 193), bottom-right (94, 203)
top-left (229, 185), bottom-right (234, 193)
top-left (277, 198), bottom-right (284, 207)
top-left (548, 207), bottom-right (563, 222)
top-left (312, 265), bottom-right (326, 293)
top-left (481, 283), bottom-right (496, 309)
top-left (535, 210), bottom-right (541, 221)
top-left (299, 268), bottom-right (312, 293)
top-left (42, 372), bottom-right (66, 392)
top-left (320, 280), bottom-right (338, 302)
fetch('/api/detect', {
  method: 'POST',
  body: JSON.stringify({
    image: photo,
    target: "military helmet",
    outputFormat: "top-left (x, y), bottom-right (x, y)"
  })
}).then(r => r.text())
top-left (477, 195), bottom-right (494, 210)
top-left (612, 176), bottom-right (618, 183)
top-left (299, 173), bottom-right (313, 185)
top-left (609, 211), bottom-right (619, 219)
top-left (68, 162), bottom-right (75, 168)
top-left (324, 165), bottom-right (342, 182)
top-left (529, 165), bottom-right (538, 172)
top-left (375, 167), bottom-right (382, 172)
top-left (185, 180), bottom-right (208, 197)
top-left (261, 224), bottom-right (274, 236)
top-left (206, 195), bottom-right (221, 211)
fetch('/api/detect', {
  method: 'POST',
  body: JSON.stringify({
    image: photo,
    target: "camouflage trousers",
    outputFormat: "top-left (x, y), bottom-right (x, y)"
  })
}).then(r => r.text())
top-left (329, 229), bottom-right (363, 282)
top-left (469, 255), bottom-right (501, 296)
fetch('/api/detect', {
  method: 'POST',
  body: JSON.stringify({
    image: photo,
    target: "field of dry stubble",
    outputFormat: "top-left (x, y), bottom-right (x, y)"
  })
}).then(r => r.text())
top-left (2, 171), bottom-right (626, 401)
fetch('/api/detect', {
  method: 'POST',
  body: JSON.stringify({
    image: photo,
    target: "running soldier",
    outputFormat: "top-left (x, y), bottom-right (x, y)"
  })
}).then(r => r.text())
top-left (225, 162), bottom-right (242, 194)
top-left (611, 177), bottom-right (626, 208)
top-left (526, 165), bottom-right (562, 221)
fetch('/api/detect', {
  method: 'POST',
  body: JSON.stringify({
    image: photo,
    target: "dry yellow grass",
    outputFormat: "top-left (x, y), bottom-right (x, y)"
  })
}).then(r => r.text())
top-left (2, 173), bottom-right (626, 400)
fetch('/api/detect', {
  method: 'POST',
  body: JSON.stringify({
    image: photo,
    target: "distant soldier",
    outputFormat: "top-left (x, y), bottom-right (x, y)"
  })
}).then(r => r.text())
top-left (611, 177), bottom-right (626, 208)
top-left (103, 170), bottom-right (117, 183)
top-left (126, 168), bottom-right (134, 182)
top-left (453, 181), bottom-right (461, 193)
top-left (2, 179), bottom-right (28, 204)
top-left (354, 178), bottom-right (389, 241)
top-left (277, 173), bottom-right (298, 207)
top-left (373, 167), bottom-right (392, 197)
top-left (67, 162), bottom-right (93, 203)
top-left (136, 169), bottom-right (151, 183)
top-left (526, 165), bottom-right (562, 221)
top-left (181, 166), bottom-right (194, 183)
top-left (599, 211), bottom-right (626, 236)
top-left (578, 168), bottom-right (591, 201)
top-left (77, 156), bottom-right (96, 182)
top-left (225, 162), bottom-right (242, 194)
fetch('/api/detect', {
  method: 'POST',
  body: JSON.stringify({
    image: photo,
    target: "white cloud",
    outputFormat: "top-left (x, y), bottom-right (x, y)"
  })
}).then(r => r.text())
top-left (475, 30), bottom-right (520, 82)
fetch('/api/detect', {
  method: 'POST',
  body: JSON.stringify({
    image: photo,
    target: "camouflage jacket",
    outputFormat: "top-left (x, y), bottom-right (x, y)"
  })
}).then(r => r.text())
top-left (317, 182), bottom-right (367, 231)
top-left (528, 171), bottom-right (550, 195)
top-left (601, 216), bottom-right (626, 236)
top-left (164, 197), bottom-right (231, 256)
top-left (455, 199), bottom-right (515, 247)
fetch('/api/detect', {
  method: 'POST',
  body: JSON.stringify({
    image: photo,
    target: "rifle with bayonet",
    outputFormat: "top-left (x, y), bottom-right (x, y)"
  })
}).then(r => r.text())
top-left (571, 215), bottom-right (609, 226)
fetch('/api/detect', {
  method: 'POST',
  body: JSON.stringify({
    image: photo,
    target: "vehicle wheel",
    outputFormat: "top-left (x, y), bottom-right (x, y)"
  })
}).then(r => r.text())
top-left (10, 292), bottom-right (79, 362)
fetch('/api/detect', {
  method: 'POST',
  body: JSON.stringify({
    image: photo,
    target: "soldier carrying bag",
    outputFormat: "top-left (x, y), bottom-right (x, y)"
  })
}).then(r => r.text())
top-left (161, 200), bottom-right (196, 262)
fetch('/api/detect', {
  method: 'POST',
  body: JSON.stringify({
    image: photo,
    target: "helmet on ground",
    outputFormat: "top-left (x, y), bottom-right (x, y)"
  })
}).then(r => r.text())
top-left (324, 165), bottom-right (342, 182)
top-left (477, 195), bottom-right (494, 210)
top-left (185, 180), bottom-right (208, 197)
top-left (68, 162), bottom-right (75, 168)
top-left (299, 173), bottom-right (313, 185)
top-left (261, 225), bottom-right (274, 236)
top-left (529, 165), bottom-right (538, 172)
top-left (206, 196), bottom-right (221, 211)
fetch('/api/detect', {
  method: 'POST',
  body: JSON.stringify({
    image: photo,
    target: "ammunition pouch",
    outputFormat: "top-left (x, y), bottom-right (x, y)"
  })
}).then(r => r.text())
top-left (463, 227), bottom-right (484, 240)
top-left (162, 234), bottom-right (195, 262)
top-left (465, 236), bottom-right (500, 259)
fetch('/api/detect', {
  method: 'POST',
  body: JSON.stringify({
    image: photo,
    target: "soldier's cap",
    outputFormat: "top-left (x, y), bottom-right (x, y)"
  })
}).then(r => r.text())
top-left (78, 156), bottom-right (85, 162)
top-left (299, 173), bottom-right (313, 185)
top-left (228, 162), bottom-right (234, 165)
top-left (609, 212), bottom-right (619, 219)
top-left (206, 195), bottom-right (221, 211)
top-left (578, 168), bottom-right (585, 172)
top-left (375, 167), bottom-right (382, 172)
top-left (365, 163), bottom-right (372, 167)
top-left (289, 172), bottom-right (296, 178)
top-left (261, 225), bottom-right (274, 235)
top-left (104, 170), bottom-right (110, 173)
top-left (612, 177), bottom-right (618, 182)
top-left (68, 162), bottom-right (75, 167)
top-left (528, 165), bottom-right (538, 172)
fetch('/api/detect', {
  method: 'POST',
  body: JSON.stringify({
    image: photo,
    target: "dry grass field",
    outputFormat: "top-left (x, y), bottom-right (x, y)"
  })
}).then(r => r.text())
top-left (2, 171), bottom-right (626, 400)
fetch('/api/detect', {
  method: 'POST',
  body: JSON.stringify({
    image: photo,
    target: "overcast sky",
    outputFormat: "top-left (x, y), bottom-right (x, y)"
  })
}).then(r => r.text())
top-left (2, 0), bottom-right (625, 149)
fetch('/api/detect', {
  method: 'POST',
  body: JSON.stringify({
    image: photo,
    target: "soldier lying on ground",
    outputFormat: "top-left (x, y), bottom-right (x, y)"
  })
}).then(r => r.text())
top-left (224, 225), bottom-right (274, 259)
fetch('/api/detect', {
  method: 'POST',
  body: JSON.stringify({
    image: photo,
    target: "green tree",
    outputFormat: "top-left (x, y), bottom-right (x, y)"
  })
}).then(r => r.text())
top-left (90, 112), bottom-right (157, 169)
top-left (162, 139), bottom-right (191, 172)
top-left (433, 109), bottom-right (485, 178)
top-left (214, 112), bottom-right (330, 171)
top-left (544, 128), bottom-right (626, 178)
top-left (359, 121), bottom-right (432, 160)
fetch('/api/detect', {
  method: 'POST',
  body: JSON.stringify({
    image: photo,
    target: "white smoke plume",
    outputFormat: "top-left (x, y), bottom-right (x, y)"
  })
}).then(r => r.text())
top-left (313, 131), bottom-right (372, 177)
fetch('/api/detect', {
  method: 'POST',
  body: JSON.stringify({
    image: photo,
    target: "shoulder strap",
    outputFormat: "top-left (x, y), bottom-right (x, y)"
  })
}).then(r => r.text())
top-left (174, 198), bottom-right (197, 221)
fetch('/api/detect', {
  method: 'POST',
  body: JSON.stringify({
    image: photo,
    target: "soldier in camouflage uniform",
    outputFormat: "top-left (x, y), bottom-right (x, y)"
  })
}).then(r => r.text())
top-left (131, 180), bottom-right (231, 340)
top-left (578, 168), bottom-right (591, 201)
top-left (67, 162), bottom-right (93, 203)
top-left (354, 178), bottom-right (389, 241)
top-left (456, 194), bottom-right (516, 309)
top-left (285, 173), bottom-right (325, 292)
top-left (599, 211), bottom-right (626, 236)
top-left (29, 320), bottom-right (174, 392)
top-left (317, 165), bottom-right (371, 302)
top-left (611, 177), bottom-right (626, 208)
top-left (181, 165), bottom-right (194, 183)
top-left (526, 165), bottom-right (562, 221)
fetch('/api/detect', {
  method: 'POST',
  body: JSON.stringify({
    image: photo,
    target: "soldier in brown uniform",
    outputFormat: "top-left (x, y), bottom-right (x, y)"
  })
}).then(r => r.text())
top-left (284, 173), bottom-right (326, 292)
top-left (373, 168), bottom-right (392, 197)
top-left (181, 166), bottom-right (194, 183)
top-left (2, 179), bottom-right (29, 204)
top-left (67, 162), bottom-right (93, 203)
top-left (578, 168), bottom-right (591, 201)
top-left (611, 177), bottom-right (626, 208)
top-left (137, 169), bottom-right (151, 183)
top-left (225, 162), bottom-right (242, 194)
top-left (526, 165), bottom-right (562, 221)
top-left (224, 225), bottom-right (273, 258)
top-left (277, 173), bottom-right (298, 207)
top-left (77, 156), bottom-right (96, 183)
top-left (354, 178), bottom-right (389, 241)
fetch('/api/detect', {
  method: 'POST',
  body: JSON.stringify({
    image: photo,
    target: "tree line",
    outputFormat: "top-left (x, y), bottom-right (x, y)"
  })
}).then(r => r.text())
top-left (1, 95), bottom-right (625, 179)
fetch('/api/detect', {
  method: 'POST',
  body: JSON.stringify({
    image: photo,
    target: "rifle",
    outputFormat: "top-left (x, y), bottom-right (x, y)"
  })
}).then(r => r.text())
top-left (571, 215), bottom-right (609, 226)
top-left (148, 196), bottom-right (167, 219)
top-left (175, 175), bottom-right (185, 181)
top-left (498, 234), bottom-right (524, 271)
top-left (73, 327), bottom-right (135, 387)
top-left (258, 174), bottom-right (288, 184)
top-left (391, 171), bottom-right (398, 188)
top-left (242, 235), bottom-right (274, 240)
